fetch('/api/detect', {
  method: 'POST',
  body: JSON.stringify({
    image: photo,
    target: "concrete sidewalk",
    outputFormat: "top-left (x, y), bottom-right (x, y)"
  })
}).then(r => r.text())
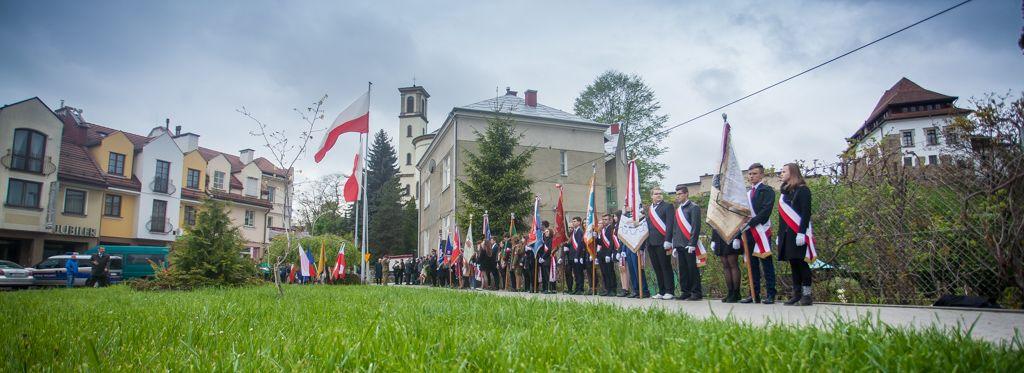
top-left (436, 287), bottom-right (1024, 345)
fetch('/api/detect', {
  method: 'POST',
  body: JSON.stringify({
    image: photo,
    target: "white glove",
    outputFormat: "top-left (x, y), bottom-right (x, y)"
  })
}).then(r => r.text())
top-left (732, 239), bottom-right (741, 250)
top-left (539, 258), bottom-right (545, 264)
top-left (775, 236), bottom-right (779, 247)
top-left (563, 247), bottom-right (569, 252)
top-left (671, 249), bottom-right (678, 258)
top-left (663, 241), bottom-right (672, 249)
top-left (576, 258), bottom-right (581, 264)
top-left (605, 256), bottom-right (611, 263)
top-left (687, 246), bottom-right (695, 254)
top-left (796, 233), bottom-right (806, 246)
top-left (557, 258), bottom-right (563, 265)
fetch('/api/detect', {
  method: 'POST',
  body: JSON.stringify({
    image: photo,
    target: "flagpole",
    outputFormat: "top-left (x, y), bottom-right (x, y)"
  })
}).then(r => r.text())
top-left (353, 134), bottom-right (362, 276)
top-left (361, 81), bottom-right (371, 283)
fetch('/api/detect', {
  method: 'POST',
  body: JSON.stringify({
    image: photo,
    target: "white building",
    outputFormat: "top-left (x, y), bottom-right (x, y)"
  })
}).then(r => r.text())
top-left (847, 78), bottom-right (971, 166)
top-left (413, 87), bottom-right (624, 256)
top-left (397, 86), bottom-right (429, 202)
top-left (134, 127), bottom-right (184, 242)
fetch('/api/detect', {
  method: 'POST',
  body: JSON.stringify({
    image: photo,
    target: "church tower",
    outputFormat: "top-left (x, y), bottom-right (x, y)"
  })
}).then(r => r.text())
top-left (398, 85), bottom-right (429, 201)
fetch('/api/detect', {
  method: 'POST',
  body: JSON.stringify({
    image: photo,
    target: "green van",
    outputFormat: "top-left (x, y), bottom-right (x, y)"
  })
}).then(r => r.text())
top-left (83, 246), bottom-right (169, 280)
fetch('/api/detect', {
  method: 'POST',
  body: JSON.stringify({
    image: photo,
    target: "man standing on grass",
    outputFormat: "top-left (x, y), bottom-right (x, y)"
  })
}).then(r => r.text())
top-left (671, 185), bottom-right (703, 301)
top-left (568, 217), bottom-right (585, 295)
top-left (739, 163), bottom-right (778, 304)
top-left (645, 188), bottom-right (675, 300)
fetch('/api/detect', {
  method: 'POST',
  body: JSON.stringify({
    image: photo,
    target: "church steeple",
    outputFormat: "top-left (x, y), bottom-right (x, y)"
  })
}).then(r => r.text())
top-left (397, 85), bottom-right (430, 201)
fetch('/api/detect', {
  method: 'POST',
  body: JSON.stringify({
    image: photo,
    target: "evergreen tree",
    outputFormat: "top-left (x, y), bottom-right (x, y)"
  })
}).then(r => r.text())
top-left (166, 199), bottom-right (256, 285)
top-left (574, 70), bottom-right (669, 193)
top-left (400, 199), bottom-right (418, 254)
top-left (368, 178), bottom-right (407, 256)
top-left (364, 129), bottom-right (400, 215)
top-left (458, 114), bottom-right (535, 237)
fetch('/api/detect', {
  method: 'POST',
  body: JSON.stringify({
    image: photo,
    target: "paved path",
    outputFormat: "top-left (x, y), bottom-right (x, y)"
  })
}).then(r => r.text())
top-left (419, 286), bottom-right (1024, 346)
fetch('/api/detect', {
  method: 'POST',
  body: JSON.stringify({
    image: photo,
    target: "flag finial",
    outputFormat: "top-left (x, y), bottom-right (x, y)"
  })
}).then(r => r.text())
top-left (722, 113), bottom-right (728, 122)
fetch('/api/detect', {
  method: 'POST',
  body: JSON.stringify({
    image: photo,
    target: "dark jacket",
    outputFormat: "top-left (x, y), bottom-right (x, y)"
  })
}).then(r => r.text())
top-left (569, 227), bottom-right (585, 261)
top-left (711, 229), bottom-right (740, 257)
top-left (89, 253), bottom-right (110, 276)
top-left (746, 182), bottom-right (775, 229)
top-left (671, 200), bottom-right (701, 248)
top-left (777, 184), bottom-right (812, 261)
top-left (645, 201), bottom-right (674, 245)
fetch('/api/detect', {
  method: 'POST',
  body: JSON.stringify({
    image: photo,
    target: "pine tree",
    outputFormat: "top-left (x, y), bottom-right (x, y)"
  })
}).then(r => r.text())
top-left (368, 178), bottom-right (407, 256)
top-left (364, 129), bottom-right (400, 215)
top-left (166, 199), bottom-right (255, 286)
top-left (458, 114), bottom-right (535, 237)
top-left (574, 70), bottom-right (669, 193)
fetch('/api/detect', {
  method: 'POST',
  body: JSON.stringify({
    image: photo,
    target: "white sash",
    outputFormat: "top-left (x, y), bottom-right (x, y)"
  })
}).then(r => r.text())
top-left (778, 197), bottom-right (818, 263)
top-left (648, 204), bottom-right (667, 236)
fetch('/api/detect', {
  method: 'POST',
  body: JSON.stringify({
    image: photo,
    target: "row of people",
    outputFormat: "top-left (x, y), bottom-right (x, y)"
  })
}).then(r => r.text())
top-left (419, 163), bottom-right (816, 306)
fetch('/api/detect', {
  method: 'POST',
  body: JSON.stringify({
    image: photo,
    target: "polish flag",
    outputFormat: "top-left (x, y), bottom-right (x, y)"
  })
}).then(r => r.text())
top-left (343, 153), bottom-right (361, 202)
top-left (314, 91), bottom-right (370, 163)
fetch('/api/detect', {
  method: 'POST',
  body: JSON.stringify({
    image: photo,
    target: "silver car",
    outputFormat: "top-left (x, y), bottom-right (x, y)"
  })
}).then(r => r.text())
top-left (0, 260), bottom-right (34, 289)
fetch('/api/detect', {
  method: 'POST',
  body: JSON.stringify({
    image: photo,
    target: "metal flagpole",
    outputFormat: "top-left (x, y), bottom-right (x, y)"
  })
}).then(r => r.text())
top-left (353, 135), bottom-right (361, 277)
top-left (361, 82), bottom-right (371, 283)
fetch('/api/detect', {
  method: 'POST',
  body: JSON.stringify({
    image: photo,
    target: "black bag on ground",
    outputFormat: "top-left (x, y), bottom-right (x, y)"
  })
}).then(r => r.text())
top-left (932, 294), bottom-right (1002, 309)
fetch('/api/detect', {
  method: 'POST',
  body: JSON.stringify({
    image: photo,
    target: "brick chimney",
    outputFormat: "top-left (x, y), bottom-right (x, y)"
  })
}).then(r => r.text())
top-left (505, 87), bottom-right (518, 97)
top-left (56, 106), bottom-right (89, 145)
top-left (525, 89), bottom-right (537, 107)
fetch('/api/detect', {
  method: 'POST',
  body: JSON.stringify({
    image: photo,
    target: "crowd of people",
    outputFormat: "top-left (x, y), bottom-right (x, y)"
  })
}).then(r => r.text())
top-left (382, 163), bottom-right (817, 306)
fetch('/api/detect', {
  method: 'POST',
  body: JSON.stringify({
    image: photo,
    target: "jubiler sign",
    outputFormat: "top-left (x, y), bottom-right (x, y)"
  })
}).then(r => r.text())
top-left (51, 224), bottom-right (97, 237)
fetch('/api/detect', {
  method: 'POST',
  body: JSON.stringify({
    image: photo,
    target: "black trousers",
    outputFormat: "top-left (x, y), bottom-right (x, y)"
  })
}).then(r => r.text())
top-left (86, 274), bottom-right (109, 287)
top-left (749, 255), bottom-right (777, 299)
top-left (508, 270), bottom-right (517, 290)
top-left (600, 259), bottom-right (617, 292)
top-left (676, 249), bottom-right (703, 298)
top-left (539, 264), bottom-right (551, 292)
top-left (523, 268), bottom-right (534, 291)
top-left (646, 243), bottom-right (674, 295)
top-left (487, 267), bottom-right (500, 289)
top-left (571, 261), bottom-right (585, 292)
top-left (789, 259), bottom-right (812, 288)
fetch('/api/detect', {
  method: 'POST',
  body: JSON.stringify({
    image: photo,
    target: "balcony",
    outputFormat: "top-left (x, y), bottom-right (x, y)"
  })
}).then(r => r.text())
top-left (146, 218), bottom-right (175, 234)
top-left (1, 149), bottom-right (56, 175)
top-left (149, 178), bottom-right (177, 195)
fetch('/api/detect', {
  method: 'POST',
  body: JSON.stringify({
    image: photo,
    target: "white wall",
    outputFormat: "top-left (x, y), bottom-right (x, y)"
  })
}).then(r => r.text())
top-left (856, 115), bottom-right (956, 165)
top-left (133, 133), bottom-right (183, 241)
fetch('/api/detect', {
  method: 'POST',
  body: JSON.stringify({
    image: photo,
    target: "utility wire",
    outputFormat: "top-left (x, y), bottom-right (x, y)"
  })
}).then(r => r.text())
top-left (537, 0), bottom-right (974, 183)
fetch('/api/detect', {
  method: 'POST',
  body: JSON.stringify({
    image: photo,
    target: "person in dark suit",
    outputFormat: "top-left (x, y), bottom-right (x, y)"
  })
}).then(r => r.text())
top-left (538, 224), bottom-right (554, 294)
top-left (778, 163), bottom-right (815, 306)
top-left (645, 187), bottom-right (675, 300)
top-left (568, 217), bottom-right (586, 294)
top-left (86, 246), bottom-right (110, 287)
top-left (712, 229), bottom-right (742, 302)
top-left (671, 185), bottom-right (703, 301)
top-left (738, 163), bottom-right (778, 304)
top-left (597, 214), bottom-right (618, 296)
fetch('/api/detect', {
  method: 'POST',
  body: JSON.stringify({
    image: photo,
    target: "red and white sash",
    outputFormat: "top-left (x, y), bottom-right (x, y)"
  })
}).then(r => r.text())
top-left (601, 228), bottom-right (612, 248)
top-left (648, 204), bottom-right (667, 236)
top-left (747, 185), bottom-right (773, 258)
top-left (571, 228), bottom-right (581, 251)
top-left (674, 203), bottom-right (708, 259)
top-left (778, 198), bottom-right (818, 263)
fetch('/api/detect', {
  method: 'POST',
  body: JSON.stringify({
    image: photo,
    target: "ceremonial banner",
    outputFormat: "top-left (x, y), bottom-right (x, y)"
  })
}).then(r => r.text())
top-left (617, 159), bottom-right (648, 252)
top-left (584, 166), bottom-right (598, 259)
top-left (552, 185), bottom-right (568, 251)
top-left (706, 121), bottom-right (753, 240)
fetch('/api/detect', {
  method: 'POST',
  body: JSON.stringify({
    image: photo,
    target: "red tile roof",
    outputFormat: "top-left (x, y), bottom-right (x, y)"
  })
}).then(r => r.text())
top-left (851, 78), bottom-right (966, 141)
top-left (107, 175), bottom-right (142, 191)
top-left (209, 190), bottom-right (272, 209)
top-left (57, 138), bottom-right (108, 187)
top-left (197, 147), bottom-right (289, 178)
top-left (181, 188), bottom-right (204, 201)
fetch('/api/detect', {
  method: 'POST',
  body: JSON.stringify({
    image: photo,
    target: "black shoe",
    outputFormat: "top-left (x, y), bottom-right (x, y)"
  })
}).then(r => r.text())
top-left (687, 295), bottom-right (703, 301)
top-left (739, 297), bottom-right (756, 304)
top-left (799, 294), bottom-right (813, 306)
top-left (725, 290), bottom-right (740, 303)
top-left (762, 297), bottom-right (775, 305)
top-left (784, 293), bottom-right (803, 306)
top-left (617, 290), bottom-right (628, 297)
top-left (627, 293), bottom-right (638, 298)
top-left (679, 294), bottom-right (690, 301)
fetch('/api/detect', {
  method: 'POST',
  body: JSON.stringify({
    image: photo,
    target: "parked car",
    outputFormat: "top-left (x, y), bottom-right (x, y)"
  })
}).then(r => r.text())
top-left (83, 246), bottom-right (168, 280)
top-left (31, 254), bottom-right (123, 287)
top-left (0, 260), bottom-right (34, 289)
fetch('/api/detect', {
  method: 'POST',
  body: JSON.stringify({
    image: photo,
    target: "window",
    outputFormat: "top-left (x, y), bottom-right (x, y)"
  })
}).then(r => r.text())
top-left (186, 169), bottom-right (201, 189)
top-left (423, 179), bottom-right (431, 207)
top-left (153, 160), bottom-right (170, 193)
top-left (267, 186), bottom-right (276, 203)
top-left (925, 128), bottom-right (939, 146)
top-left (63, 189), bottom-right (86, 215)
top-left (104, 195), bottom-right (122, 217)
top-left (442, 156), bottom-right (451, 190)
top-left (267, 216), bottom-right (274, 228)
top-left (184, 205), bottom-right (196, 226)
top-left (246, 177), bottom-right (258, 196)
top-left (11, 129), bottom-right (46, 173)
top-left (244, 210), bottom-right (255, 227)
top-left (406, 96), bottom-right (415, 113)
top-left (407, 125), bottom-right (412, 138)
top-left (406, 153), bottom-right (411, 166)
top-left (560, 150), bottom-right (568, 176)
top-left (928, 155), bottom-right (939, 165)
top-left (150, 200), bottom-right (167, 232)
top-left (903, 156), bottom-right (914, 167)
top-left (213, 171), bottom-right (225, 190)
top-left (107, 152), bottom-right (126, 176)
top-left (901, 130), bottom-right (914, 148)
top-left (6, 178), bottom-right (42, 208)
top-left (404, 184), bottom-right (410, 196)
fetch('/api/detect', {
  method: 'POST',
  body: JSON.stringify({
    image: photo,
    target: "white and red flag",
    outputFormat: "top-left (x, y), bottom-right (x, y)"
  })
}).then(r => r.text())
top-left (343, 154), bottom-right (361, 202)
top-left (314, 91), bottom-right (370, 163)
top-left (331, 244), bottom-right (347, 279)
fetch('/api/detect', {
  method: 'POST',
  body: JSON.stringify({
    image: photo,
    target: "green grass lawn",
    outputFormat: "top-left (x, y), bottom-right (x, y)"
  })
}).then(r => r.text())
top-left (2, 285), bottom-right (1020, 371)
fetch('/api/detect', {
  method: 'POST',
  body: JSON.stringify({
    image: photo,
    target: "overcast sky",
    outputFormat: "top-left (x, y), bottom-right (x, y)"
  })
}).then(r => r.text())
top-left (2, 0), bottom-right (1021, 189)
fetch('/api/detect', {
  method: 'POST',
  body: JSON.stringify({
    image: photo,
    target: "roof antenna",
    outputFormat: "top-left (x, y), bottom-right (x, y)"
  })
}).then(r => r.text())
top-left (59, 99), bottom-right (65, 108)
top-left (412, 74), bottom-right (417, 86)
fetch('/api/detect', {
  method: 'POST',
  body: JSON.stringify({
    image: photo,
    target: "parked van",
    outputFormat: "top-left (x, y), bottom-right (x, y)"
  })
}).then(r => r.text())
top-left (31, 254), bottom-right (123, 286)
top-left (83, 246), bottom-right (169, 280)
